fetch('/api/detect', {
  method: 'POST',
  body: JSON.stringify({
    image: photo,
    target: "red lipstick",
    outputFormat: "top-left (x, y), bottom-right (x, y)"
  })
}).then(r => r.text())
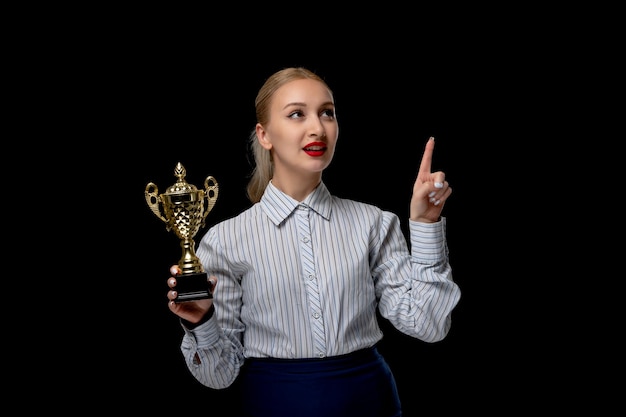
top-left (303, 141), bottom-right (327, 157)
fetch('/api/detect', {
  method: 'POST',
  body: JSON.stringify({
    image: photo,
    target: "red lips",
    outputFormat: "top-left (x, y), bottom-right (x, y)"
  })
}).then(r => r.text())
top-left (303, 142), bottom-right (327, 157)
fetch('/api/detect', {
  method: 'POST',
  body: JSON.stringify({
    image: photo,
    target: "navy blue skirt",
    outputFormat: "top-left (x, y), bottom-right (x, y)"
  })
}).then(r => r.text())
top-left (236, 346), bottom-right (402, 417)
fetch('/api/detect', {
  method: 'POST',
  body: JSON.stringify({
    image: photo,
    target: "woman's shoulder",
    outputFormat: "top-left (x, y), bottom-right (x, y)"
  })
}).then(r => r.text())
top-left (331, 194), bottom-right (378, 209)
top-left (330, 195), bottom-right (392, 219)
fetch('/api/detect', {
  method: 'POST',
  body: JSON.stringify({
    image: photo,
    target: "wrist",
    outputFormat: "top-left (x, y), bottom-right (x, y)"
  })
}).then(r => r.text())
top-left (182, 304), bottom-right (215, 329)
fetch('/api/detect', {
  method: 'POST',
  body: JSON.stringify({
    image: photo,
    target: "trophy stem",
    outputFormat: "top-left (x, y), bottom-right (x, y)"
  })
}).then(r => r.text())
top-left (174, 238), bottom-right (211, 302)
top-left (179, 238), bottom-right (204, 275)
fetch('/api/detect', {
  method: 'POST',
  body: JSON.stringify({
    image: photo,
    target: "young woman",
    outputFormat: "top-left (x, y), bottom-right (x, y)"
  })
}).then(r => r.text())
top-left (166, 67), bottom-right (461, 417)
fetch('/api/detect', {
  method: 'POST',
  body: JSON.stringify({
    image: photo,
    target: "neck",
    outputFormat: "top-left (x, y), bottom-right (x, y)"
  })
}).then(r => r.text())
top-left (270, 173), bottom-right (322, 202)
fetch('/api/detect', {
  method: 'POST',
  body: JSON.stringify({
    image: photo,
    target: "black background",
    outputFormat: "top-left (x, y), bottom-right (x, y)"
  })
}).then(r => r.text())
top-left (13, 8), bottom-right (615, 413)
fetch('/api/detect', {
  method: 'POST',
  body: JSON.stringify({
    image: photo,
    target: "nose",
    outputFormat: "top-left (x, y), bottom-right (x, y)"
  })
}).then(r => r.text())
top-left (309, 118), bottom-right (326, 138)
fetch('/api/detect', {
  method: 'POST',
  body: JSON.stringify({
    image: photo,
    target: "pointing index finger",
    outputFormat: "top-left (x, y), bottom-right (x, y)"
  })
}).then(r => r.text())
top-left (418, 136), bottom-right (435, 176)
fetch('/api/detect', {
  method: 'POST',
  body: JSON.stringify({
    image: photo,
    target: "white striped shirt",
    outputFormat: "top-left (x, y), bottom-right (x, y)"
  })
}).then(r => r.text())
top-left (181, 181), bottom-right (461, 389)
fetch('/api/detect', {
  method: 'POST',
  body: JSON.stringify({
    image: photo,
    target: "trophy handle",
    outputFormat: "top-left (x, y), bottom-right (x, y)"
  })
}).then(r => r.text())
top-left (145, 182), bottom-right (168, 224)
top-left (201, 176), bottom-right (219, 227)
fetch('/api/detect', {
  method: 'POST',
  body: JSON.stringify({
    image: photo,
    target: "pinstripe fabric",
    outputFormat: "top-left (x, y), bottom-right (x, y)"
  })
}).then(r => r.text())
top-left (183, 181), bottom-right (461, 390)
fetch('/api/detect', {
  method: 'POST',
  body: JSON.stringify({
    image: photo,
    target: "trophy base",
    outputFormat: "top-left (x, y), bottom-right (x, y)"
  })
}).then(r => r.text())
top-left (175, 272), bottom-right (212, 302)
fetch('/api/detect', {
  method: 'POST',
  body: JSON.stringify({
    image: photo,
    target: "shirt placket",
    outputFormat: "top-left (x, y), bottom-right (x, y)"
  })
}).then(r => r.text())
top-left (296, 203), bottom-right (326, 358)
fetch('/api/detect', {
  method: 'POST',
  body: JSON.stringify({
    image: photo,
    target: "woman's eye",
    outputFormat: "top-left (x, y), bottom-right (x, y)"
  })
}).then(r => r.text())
top-left (288, 108), bottom-right (334, 119)
top-left (322, 109), bottom-right (335, 118)
top-left (288, 111), bottom-right (304, 119)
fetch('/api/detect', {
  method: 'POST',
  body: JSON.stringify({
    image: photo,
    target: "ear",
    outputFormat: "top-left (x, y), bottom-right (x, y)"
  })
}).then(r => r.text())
top-left (256, 123), bottom-right (272, 150)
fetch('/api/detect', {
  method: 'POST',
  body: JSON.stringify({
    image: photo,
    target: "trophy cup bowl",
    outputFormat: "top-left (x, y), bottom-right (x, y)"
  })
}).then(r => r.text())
top-left (145, 162), bottom-right (219, 302)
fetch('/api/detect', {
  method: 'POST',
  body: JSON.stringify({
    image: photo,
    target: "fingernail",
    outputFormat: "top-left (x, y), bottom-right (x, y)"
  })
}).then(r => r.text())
top-left (434, 200), bottom-right (441, 206)
top-left (428, 191), bottom-right (436, 198)
top-left (434, 182), bottom-right (443, 188)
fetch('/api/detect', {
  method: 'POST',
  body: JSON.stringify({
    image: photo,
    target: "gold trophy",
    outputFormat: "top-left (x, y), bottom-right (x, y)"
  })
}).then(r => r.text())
top-left (145, 162), bottom-right (219, 302)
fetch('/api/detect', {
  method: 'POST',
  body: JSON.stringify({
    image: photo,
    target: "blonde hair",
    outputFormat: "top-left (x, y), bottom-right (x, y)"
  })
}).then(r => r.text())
top-left (246, 67), bottom-right (332, 203)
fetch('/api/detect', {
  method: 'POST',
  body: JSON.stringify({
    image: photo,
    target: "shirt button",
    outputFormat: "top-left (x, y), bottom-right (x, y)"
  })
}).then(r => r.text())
top-left (313, 312), bottom-right (320, 319)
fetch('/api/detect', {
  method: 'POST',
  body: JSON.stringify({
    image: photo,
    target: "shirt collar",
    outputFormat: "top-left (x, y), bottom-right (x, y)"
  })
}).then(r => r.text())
top-left (260, 180), bottom-right (332, 226)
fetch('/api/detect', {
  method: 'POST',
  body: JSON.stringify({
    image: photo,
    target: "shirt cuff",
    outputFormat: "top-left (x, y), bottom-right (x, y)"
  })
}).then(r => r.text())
top-left (409, 216), bottom-right (448, 262)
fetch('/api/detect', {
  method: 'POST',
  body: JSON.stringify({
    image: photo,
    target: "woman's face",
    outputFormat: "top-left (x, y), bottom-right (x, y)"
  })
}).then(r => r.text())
top-left (257, 78), bottom-right (338, 178)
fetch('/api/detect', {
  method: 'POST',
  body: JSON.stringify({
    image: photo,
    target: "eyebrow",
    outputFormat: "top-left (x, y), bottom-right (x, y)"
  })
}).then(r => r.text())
top-left (282, 101), bottom-right (334, 110)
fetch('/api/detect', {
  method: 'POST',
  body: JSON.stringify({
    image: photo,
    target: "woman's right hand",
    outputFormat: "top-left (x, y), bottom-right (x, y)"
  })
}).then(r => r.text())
top-left (167, 265), bottom-right (216, 324)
